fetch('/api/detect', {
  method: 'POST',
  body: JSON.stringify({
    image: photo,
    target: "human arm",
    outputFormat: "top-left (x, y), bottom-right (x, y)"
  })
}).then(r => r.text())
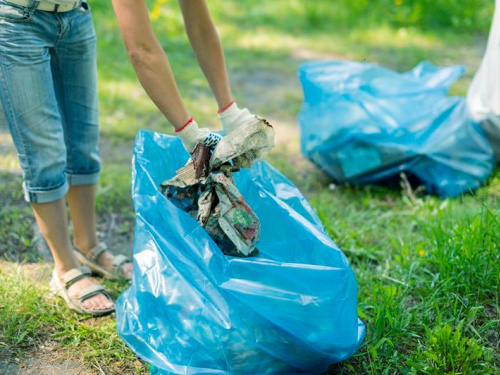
top-left (178, 0), bottom-right (266, 136)
top-left (111, 0), bottom-right (189, 128)
top-left (111, 0), bottom-right (221, 151)
top-left (178, 0), bottom-right (234, 111)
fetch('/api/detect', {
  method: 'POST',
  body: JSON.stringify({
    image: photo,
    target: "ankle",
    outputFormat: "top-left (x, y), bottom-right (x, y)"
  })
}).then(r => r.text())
top-left (55, 259), bottom-right (80, 277)
top-left (74, 238), bottom-right (98, 253)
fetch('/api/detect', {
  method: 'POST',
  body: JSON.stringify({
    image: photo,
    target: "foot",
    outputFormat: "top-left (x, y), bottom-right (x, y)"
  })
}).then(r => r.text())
top-left (96, 251), bottom-right (133, 280)
top-left (64, 274), bottom-right (114, 311)
top-left (75, 242), bottom-right (133, 280)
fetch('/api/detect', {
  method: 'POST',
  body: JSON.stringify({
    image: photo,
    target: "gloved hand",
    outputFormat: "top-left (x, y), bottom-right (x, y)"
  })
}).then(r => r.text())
top-left (217, 102), bottom-right (275, 167)
top-left (177, 118), bottom-right (222, 153)
top-left (218, 102), bottom-right (255, 134)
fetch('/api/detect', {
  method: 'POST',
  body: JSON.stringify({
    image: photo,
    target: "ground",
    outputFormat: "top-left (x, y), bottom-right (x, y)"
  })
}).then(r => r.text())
top-left (0, 1), bottom-right (499, 374)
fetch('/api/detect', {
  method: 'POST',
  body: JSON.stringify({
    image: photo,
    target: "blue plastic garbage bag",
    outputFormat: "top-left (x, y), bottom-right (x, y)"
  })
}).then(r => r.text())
top-left (116, 130), bottom-right (365, 374)
top-left (299, 60), bottom-right (495, 197)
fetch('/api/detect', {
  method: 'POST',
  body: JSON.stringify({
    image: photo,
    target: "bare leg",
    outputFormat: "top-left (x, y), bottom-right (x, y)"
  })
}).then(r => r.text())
top-left (32, 198), bottom-right (113, 310)
top-left (67, 184), bottom-right (133, 279)
top-left (67, 184), bottom-right (98, 252)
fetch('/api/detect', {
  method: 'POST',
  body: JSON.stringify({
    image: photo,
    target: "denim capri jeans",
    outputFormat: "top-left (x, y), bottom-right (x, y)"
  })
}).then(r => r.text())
top-left (0, 0), bottom-right (100, 203)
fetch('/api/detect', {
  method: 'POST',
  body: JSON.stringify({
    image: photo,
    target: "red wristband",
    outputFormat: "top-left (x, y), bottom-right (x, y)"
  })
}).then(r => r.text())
top-left (175, 117), bottom-right (193, 133)
top-left (218, 101), bottom-right (235, 114)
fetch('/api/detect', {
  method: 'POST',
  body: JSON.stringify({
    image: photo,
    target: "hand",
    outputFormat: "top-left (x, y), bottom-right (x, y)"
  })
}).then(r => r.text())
top-left (177, 118), bottom-right (222, 153)
top-left (219, 102), bottom-right (255, 134)
top-left (217, 102), bottom-right (275, 166)
top-left (202, 132), bottom-right (223, 151)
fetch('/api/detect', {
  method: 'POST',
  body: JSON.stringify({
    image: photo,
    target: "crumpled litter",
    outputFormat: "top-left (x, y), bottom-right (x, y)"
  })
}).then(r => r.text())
top-left (159, 117), bottom-right (274, 257)
top-left (210, 116), bottom-right (275, 169)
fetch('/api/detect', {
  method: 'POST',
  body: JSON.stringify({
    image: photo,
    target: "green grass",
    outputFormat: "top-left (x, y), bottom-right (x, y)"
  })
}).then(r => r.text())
top-left (0, 262), bottom-right (145, 374)
top-left (316, 175), bottom-right (500, 373)
top-left (1, 0), bottom-right (499, 373)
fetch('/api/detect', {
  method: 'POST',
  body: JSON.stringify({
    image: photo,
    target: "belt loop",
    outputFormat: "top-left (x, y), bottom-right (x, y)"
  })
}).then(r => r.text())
top-left (54, 4), bottom-right (59, 12)
top-left (23, 0), bottom-right (40, 17)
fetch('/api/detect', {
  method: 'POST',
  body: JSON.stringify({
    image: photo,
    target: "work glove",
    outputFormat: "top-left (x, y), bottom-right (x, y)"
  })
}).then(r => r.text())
top-left (218, 102), bottom-right (275, 167)
top-left (219, 102), bottom-right (255, 134)
top-left (177, 118), bottom-right (222, 153)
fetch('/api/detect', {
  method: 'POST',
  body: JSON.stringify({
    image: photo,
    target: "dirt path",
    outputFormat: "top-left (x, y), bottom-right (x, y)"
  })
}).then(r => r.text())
top-left (0, 352), bottom-right (91, 375)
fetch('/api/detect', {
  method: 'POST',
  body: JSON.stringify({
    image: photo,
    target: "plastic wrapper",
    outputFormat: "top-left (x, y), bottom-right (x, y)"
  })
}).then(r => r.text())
top-left (299, 60), bottom-right (495, 197)
top-left (116, 130), bottom-right (365, 374)
top-left (467, 0), bottom-right (500, 158)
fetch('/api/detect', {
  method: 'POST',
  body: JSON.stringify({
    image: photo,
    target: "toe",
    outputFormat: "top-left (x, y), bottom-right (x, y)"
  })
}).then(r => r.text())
top-left (98, 294), bottom-right (113, 310)
top-left (83, 294), bottom-right (113, 311)
top-left (93, 294), bottom-right (105, 310)
top-left (123, 263), bottom-right (133, 280)
top-left (93, 295), bottom-right (105, 310)
top-left (104, 299), bottom-right (114, 310)
top-left (81, 297), bottom-right (96, 310)
top-left (100, 294), bottom-right (114, 310)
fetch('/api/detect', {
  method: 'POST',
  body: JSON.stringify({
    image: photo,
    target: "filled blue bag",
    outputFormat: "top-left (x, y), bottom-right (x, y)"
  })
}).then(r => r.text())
top-left (116, 130), bottom-right (365, 374)
top-left (299, 60), bottom-right (495, 197)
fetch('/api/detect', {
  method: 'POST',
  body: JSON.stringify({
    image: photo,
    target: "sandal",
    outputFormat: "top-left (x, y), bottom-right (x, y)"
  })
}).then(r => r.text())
top-left (49, 266), bottom-right (115, 316)
top-left (74, 243), bottom-right (131, 280)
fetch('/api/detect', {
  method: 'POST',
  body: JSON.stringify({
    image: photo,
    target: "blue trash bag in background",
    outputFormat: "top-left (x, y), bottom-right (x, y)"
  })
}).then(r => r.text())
top-left (116, 130), bottom-right (365, 375)
top-left (298, 60), bottom-right (495, 197)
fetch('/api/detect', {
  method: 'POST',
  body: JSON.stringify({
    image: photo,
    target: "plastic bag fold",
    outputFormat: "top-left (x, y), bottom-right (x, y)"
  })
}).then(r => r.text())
top-left (299, 60), bottom-right (495, 197)
top-left (116, 130), bottom-right (365, 375)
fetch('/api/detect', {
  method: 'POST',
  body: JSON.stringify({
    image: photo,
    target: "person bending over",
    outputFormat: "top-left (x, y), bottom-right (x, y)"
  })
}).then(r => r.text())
top-left (111, 0), bottom-right (272, 154)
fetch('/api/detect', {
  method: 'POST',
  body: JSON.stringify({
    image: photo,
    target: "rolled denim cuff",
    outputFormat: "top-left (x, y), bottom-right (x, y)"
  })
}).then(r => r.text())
top-left (67, 170), bottom-right (100, 186)
top-left (23, 180), bottom-right (69, 204)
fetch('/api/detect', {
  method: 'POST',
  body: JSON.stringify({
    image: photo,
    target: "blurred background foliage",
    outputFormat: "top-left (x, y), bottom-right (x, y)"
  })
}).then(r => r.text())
top-left (293, 0), bottom-right (495, 32)
top-left (143, 0), bottom-right (495, 34)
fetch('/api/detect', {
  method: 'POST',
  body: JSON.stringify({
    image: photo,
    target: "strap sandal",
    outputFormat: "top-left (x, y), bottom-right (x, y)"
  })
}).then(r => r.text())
top-left (74, 243), bottom-right (131, 280)
top-left (49, 266), bottom-right (114, 317)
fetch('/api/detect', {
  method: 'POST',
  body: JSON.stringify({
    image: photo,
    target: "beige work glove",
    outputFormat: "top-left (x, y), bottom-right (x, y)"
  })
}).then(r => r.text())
top-left (177, 118), bottom-right (222, 153)
top-left (216, 102), bottom-right (275, 168)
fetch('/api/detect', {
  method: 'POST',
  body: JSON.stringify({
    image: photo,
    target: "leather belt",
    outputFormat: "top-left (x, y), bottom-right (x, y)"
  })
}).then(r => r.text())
top-left (5, 0), bottom-right (81, 13)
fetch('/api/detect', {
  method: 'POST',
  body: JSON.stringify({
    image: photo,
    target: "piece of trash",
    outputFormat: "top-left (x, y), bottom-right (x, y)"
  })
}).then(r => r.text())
top-left (116, 130), bottom-right (365, 374)
top-left (211, 116), bottom-right (275, 170)
top-left (159, 145), bottom-right (260, 257)
top-left (298, 60), bottom-right (495, 197)
top-left (159, 117), bottom-right (274, 257)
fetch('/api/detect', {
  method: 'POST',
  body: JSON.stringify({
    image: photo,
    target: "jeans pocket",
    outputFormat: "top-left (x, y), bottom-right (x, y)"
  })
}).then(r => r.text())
top-left (0, 3), bottom-right (33, 23)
